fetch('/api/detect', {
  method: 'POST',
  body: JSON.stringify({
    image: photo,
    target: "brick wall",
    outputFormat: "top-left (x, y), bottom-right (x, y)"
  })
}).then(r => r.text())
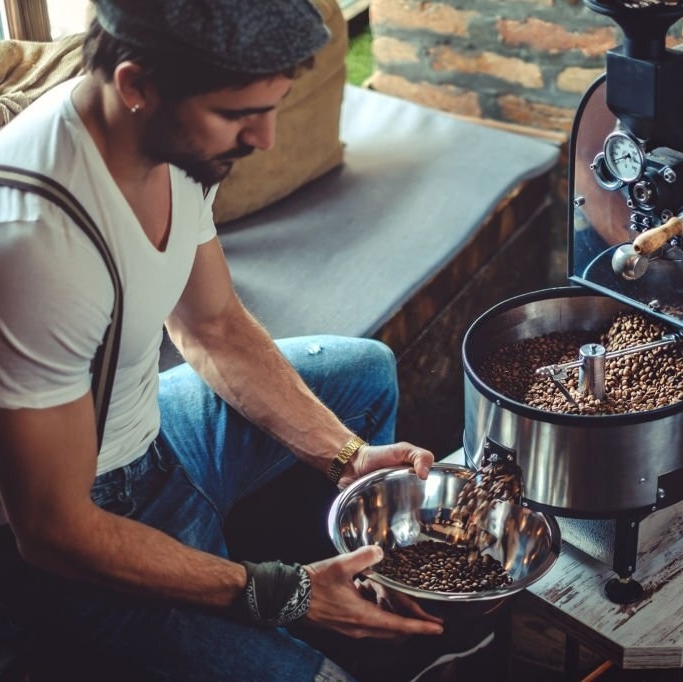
top-left (367, 0), bottom-right (682, 135)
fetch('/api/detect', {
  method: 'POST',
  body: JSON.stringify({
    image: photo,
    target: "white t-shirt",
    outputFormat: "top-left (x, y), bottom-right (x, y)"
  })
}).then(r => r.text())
top-left (0, 78), bottom-right (217, 475)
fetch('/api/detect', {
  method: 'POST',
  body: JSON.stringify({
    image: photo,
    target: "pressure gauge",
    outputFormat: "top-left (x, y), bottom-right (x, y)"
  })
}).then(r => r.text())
top-left (603, 131), bottom-right (645, 183)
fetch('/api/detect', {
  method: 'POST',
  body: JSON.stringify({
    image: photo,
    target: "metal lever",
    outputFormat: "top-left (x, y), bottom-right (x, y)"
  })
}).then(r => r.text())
top-left (633, 216), bottom-right (683, 255)
top-left (535, 331), bottom-right (683, 380)
top-left (550, 375), bottom-right (579, 407)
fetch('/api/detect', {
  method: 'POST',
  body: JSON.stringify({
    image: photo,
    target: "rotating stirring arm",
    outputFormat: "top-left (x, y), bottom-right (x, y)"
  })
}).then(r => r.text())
top-left (535, 331), bottom-right (683, 398)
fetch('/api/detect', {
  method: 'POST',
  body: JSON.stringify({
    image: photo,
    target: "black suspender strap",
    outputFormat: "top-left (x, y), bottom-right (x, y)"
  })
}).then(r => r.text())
top-left (0, 165), bottom-right (123, 451)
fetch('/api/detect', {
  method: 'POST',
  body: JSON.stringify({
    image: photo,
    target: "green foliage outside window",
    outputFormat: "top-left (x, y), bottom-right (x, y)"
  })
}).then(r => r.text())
top-left (346, 24), bottom-right (372, 86)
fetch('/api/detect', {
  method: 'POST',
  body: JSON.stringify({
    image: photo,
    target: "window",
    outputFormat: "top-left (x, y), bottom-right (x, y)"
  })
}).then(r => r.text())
top-left (1, 0), bottom-right (90, 40)
top-left (2, 0), bottom-right (50, 40)
top-left (46, 0), bottom-right (90, 39)
top-left (0, 5), bottom-right (8, 39)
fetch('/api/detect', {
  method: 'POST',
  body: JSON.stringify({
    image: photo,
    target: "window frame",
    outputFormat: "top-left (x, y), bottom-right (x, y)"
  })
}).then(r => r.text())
top-left (2, 0), bottom-right (51, 41)
top-left (0, 4), bottom-right (8, 39)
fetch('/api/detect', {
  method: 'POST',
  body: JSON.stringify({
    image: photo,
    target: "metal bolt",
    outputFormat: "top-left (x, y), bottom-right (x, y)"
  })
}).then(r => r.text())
top-left (633, 182), bottom-right (654, 204)
top-left (661, 167), bottom-right (677, 183)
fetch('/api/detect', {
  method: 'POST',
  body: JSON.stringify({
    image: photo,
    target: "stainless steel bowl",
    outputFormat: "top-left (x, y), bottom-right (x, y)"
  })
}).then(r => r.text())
top-left (327, 464), bottom-right (561, 619)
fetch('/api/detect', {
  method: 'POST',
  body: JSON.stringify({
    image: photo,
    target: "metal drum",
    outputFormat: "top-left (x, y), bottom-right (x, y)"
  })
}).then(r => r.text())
top-left (462, 286), bottom-right (683, 519)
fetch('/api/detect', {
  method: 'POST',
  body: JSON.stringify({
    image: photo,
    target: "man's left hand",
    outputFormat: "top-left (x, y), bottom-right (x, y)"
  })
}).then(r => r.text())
top-left (337, 441), bottom-right (433, 489)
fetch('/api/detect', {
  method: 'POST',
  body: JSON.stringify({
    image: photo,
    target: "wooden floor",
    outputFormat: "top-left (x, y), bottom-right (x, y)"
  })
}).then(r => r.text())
top-left (504, 592), bottom-right (683, 682)
top-left (509, 593), bottom-right (610, 681)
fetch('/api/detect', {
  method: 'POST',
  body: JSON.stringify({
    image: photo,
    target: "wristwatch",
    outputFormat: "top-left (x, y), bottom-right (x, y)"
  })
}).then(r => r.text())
top-left (327, 435), bottom-right (367, 485)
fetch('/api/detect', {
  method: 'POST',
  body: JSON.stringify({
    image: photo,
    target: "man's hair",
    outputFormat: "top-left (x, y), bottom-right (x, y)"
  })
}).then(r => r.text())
top-left (81, 18), bottom-right (314, 99)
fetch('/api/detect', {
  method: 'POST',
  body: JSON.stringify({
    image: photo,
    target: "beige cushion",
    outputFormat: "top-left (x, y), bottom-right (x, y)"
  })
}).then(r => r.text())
top-left (212, 0), bottom-right (348, 225)
top-left (0, 0), bottom-right (347, 224)
top-left (0, 34), bottom-right (83, 125)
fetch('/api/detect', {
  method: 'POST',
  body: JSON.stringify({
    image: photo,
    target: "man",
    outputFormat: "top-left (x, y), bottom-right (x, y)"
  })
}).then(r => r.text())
top-left (0, 1), bottom-right (443, 679)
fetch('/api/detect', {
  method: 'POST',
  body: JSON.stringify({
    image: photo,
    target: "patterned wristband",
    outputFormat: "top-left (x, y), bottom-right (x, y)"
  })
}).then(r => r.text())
top-left (239, 561), bottom-right (311, 628)
top-left (270, 565), bottom-right (311, 626)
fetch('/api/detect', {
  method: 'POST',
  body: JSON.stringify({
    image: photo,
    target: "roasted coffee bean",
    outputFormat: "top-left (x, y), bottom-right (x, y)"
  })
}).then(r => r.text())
top-left (376, 540), bottom-right (512, 593)
top-left (478, 311), bottom-right (683, 415)
top-left (451, 460), bottom-right (522, 548)
top-left (375, 463), bottom-right (521, 594)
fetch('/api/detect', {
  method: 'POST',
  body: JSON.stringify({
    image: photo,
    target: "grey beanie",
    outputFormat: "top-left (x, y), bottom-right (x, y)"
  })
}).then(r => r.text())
top-left (93, 0), bottom-right (331, 74)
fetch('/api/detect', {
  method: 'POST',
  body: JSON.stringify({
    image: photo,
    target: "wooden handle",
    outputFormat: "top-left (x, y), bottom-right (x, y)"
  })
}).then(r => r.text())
top-left (633, 216), bottom-right (683, 254)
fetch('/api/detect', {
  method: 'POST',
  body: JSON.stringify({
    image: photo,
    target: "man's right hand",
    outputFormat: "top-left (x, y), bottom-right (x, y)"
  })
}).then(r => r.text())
top-left (301, 546), bottom-right (444, 639)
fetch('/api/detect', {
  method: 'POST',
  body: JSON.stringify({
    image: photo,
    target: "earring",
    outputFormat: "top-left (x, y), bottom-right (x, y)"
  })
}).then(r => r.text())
top-left (130, 104), bottom-right (142, 114)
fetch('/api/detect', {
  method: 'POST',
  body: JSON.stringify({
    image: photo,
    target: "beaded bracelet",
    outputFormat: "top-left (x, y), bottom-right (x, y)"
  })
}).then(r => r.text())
top-left (327, 435), bottom-right (367, 485)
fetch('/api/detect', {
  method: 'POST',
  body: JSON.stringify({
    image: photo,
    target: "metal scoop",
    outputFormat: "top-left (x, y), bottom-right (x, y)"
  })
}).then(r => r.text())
top-left (612, 243), bottom-right (649, 280)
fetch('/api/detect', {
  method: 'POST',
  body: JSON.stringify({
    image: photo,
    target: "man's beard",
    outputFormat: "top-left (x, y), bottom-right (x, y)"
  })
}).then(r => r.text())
top-left (160, 145), bottom-right (254, 186)
top-left (140, 107), bottom-right (255, 186)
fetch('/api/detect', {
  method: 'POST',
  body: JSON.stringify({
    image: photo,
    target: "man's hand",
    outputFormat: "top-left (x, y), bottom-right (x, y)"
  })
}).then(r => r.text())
top-left (302, 546), bottom-right (443, 639)
top-left (336, 442), bottom-right (434, 489)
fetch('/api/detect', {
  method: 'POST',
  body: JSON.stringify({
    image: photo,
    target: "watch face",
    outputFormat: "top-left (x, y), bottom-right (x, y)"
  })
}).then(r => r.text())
top-left (603, 131), bottom-right (645, 183)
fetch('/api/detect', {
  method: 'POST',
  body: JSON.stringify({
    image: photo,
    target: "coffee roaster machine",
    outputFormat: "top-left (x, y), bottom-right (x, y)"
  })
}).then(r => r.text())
top-left (462, 0), bottom-right (683, 603)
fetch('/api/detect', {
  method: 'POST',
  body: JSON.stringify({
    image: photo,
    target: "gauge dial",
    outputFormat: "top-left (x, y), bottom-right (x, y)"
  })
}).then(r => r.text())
top-left (603, 131), bottom-right (645, 183)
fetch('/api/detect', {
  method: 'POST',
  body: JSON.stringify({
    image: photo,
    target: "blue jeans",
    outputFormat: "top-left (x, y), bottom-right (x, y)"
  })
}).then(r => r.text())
top-left (19, 336), bottom-right (399, 681)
